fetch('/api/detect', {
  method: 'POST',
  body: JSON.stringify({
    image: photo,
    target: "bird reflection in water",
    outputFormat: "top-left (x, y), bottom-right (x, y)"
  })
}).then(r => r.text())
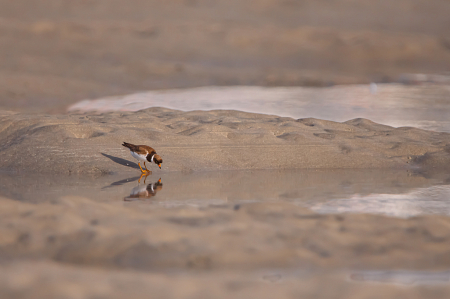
top-left (124, 174), bottom-right (163, 201)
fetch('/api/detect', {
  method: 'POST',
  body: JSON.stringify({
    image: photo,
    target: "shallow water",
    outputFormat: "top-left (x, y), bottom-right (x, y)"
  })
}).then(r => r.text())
top-left (2, 169), bottom-right (450, 218)
top-left (68, 84), bottom-right (450, 132)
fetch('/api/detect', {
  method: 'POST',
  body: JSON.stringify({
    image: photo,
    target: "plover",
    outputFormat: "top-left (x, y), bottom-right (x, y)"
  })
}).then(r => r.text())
top-left (122, 142), bottom-right (163, 173)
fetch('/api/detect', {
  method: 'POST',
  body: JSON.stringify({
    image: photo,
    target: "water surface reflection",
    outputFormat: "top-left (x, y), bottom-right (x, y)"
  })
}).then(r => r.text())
top-left (124, 177), bottom-right (163, 201)
top-left (1, 169), bottom-right (449, 217)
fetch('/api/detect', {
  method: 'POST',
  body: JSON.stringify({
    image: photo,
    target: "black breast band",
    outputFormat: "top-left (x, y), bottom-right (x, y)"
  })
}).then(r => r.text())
top-left (146, 151), bottom-right (156, 162)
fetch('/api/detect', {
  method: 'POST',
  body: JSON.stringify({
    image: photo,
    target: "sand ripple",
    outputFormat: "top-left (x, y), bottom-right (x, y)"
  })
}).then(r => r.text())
top-left (0, 109), bottom-right (449, 173)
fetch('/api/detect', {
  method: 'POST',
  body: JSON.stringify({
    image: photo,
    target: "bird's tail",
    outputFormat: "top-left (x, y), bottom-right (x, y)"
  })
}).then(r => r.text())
top-left (122, 142), bottom-right (138, 151)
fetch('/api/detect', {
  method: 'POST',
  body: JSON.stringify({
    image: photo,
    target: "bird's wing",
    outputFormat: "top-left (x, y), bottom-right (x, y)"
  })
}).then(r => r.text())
top-left (123, 142), bottom-right (151, 155)
top-left (139, 145), bottom-right (156, 155)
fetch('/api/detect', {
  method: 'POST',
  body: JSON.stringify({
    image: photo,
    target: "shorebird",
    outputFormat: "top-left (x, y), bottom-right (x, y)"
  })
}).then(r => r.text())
top-left (122, 142), bottom-right (163, 173)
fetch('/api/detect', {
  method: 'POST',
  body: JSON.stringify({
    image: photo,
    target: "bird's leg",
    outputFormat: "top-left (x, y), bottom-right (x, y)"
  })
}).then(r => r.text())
top-left (138, 162), bottom-right (148, 173)
top-left (144, 162), bottom-right (152, 174)
top-left (138, 172), bottom-right (149, 183)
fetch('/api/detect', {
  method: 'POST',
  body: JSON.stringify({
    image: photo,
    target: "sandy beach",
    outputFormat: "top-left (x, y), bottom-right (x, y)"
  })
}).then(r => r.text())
top-left (1, 0), bottom-right (450, 298)
top-left (1, 108), bottom-right (450, 174)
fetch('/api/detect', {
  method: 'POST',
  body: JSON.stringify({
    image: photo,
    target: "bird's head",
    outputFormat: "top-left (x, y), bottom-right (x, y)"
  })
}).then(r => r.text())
top-left (154, 154), bottom-right (163, 169)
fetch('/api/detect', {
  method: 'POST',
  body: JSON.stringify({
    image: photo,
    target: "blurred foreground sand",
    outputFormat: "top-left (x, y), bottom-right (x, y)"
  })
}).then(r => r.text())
top-left (2, 195), bottom-right (450, 299)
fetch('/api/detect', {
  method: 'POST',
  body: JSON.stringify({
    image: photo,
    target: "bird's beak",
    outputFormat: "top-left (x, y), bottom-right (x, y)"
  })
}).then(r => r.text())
top-left (158, 164), bottom-right (161, 169)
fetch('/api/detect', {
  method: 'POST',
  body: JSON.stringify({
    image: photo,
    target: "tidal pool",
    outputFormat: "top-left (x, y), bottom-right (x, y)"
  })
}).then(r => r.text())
top-left (2, 168), bottom-right (450, 218)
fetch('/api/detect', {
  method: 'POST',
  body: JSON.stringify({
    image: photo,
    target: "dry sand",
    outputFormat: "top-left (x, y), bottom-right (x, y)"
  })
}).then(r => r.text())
top-left (1, 108), bottom-right (450, 174)
top-left (3, 262), bottom-right (450, 299)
